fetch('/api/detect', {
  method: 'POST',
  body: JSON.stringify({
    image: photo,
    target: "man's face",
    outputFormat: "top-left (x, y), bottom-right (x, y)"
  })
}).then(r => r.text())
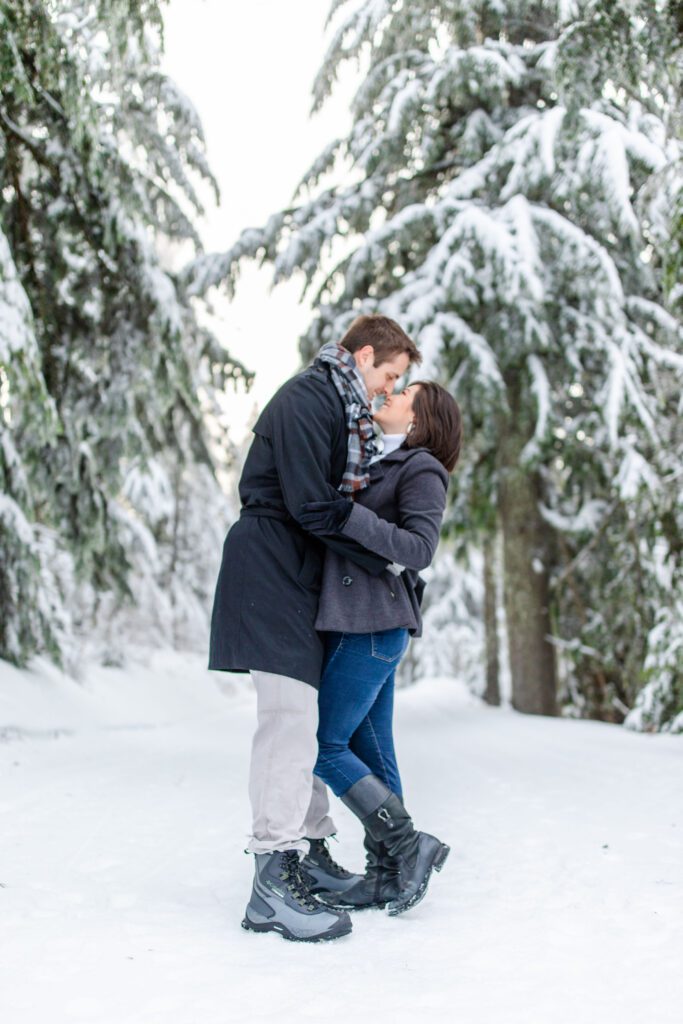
top-left (355, 349), bottom-right (411, 399)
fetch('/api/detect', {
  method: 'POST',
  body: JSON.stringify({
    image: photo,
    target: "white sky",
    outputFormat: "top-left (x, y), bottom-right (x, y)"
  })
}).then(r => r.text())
top-left (162, 0), bottom-right (357, 442)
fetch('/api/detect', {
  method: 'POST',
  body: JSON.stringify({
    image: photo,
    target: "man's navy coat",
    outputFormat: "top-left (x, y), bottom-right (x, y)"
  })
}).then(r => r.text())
top-left (208, 361), bottom-right (385, 688)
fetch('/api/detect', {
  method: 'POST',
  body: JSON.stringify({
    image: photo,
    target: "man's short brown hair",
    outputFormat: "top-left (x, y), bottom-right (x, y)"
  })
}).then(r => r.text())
top-left (340, 314), bottom-right (421, 367)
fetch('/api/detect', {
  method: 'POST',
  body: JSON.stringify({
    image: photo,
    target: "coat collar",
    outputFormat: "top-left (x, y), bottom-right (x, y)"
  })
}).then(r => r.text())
top-left (381, 445), bottom-right (430, 464)
top-left (368, 444), bottom-right (437, 483)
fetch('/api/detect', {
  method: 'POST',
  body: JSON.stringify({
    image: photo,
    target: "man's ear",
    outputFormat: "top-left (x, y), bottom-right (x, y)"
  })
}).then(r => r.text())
top-left (353, 344), bottom-right (375, 369)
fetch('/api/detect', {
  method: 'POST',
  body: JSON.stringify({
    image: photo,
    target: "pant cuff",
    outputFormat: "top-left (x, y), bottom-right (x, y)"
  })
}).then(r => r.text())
top-left (303, 815), bottom-right (337, 840)
top-left (246, 838), bottom-right (309, 856)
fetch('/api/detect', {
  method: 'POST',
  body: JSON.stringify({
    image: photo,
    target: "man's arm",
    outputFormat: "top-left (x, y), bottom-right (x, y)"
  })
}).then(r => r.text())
top-left (266, 379), bottom-right (389, 576)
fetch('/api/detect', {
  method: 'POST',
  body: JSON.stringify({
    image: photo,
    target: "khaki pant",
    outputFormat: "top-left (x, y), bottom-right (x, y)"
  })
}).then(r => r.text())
top-left (247, 671), bottom-right (337, 854)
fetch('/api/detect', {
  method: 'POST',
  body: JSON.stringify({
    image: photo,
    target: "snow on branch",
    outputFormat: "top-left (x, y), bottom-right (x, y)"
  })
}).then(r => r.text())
top-left (539, 498), bottom-right (610, 534)
top-left (387, 75), bottom-right (423, 136)
top-left (616, 445), bottom-right (660, 501)
top-left (182, 216), bottom-right (284, 298)
top-left (499, 108), bottom-right (566, 200)
top-left (352, 49), bottom-right (429, 115)
top-left (0, 493), bottom-right (36, 547)
top-left (531, 205), bottom-right (624, 308)
top-left (521, 354), bottom-right (552, 464)
top-left (420, 312), bottom-right (506, 394)
top-left (312, 0), bottom-right (391, 113)
top-left (0, 230), bottom-right (37, 363)
top-left (294, 139), bottom-right (346, 197)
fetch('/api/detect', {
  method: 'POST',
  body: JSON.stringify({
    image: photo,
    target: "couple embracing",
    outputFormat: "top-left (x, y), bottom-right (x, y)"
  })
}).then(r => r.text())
top-left (209, 314), bottom-right (462, 942)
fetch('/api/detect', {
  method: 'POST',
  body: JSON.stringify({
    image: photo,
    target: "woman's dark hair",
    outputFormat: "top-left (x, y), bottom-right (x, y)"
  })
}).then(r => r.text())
top-left (405, 381), bottom-right (462, 473)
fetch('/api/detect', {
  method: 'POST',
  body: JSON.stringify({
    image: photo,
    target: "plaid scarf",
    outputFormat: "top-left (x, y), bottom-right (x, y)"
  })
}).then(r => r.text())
top-left (315, 341), bottom-right (381, 494)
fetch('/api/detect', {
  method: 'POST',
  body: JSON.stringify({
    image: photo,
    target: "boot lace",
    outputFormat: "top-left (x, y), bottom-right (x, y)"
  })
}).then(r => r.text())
top-left (279, 851), bottom-right (319, 911)
top-left (310, 838), bottom-right (353, 879)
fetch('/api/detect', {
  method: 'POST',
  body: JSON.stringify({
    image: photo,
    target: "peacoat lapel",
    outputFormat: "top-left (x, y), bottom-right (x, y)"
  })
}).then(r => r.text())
top-left (366, 445), bottom-right (432, 489)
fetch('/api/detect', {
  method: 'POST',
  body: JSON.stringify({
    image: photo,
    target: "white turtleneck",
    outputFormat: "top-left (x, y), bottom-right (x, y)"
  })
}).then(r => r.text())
top-left (370, 432), bottom-right (406, 464)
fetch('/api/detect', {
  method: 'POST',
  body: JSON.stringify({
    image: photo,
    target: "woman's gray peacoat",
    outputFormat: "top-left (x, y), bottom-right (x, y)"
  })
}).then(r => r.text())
top-left (314, 447), bottom-right (449, 636)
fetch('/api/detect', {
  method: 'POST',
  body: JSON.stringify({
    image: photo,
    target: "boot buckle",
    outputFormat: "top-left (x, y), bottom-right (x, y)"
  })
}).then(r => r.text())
top-left (377, 808), bottom-right (391, 823)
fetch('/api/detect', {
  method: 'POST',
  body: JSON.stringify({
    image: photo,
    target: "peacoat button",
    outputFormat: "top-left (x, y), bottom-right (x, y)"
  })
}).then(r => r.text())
top-left (342, 576), bottom-right (353, 586)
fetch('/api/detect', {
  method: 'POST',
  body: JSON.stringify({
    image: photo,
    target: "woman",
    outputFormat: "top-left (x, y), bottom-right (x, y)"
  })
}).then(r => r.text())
top-left (299, 381), bottom-right (462, 917)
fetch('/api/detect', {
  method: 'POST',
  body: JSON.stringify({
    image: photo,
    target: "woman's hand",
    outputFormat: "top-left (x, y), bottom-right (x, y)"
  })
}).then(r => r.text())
top-left (299, 497), bottom-right (353, 535)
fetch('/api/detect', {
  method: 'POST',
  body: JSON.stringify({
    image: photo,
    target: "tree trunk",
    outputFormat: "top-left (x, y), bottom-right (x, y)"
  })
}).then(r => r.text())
top-left (498, 431), bottom-right (557, 716)
top-left (483, 534), bottom-right (500, 706)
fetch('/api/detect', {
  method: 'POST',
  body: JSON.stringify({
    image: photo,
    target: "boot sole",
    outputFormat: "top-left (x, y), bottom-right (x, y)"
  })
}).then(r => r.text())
top-left (386, 842), bottom-right (450, 917)
top-left (317, 896), bottom-right (389, 912)
top-left (241, 915), bottom-right (352, 943)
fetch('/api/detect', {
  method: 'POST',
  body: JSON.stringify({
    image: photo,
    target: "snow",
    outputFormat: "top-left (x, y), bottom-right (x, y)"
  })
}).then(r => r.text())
top-left (0, 229), bottom-right (36, 362)
top-left (616, 444), bottom-right (660, 500)
top-left (581, 109), bottom-right (668, 176)
top-left (557, 0), bottom-right (580, 20)
top-left (539, 498), bottom-right (608, 534)
top-left (0, 492), bottom-right (36, 546)
top-left (603, 338), bottom-right (627, 446)
top-left (122, 460), bottom-right (176, 528)
top-left (386, 74), bottom-right (421, 136)
top-left (1, 653), bottom-right (682, 1024)
top-left (521, 353), bottom-right (551, 463)
top-left (499, 109), bottom-right (566, 200)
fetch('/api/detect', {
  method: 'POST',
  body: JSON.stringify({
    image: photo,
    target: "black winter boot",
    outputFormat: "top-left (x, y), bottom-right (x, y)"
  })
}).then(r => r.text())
top-left (317, 830), bottom-right (401, 910)
top-left (341, 775), bottom-right (450, 916)
top-left (300, 837), bottom-right (363, 896)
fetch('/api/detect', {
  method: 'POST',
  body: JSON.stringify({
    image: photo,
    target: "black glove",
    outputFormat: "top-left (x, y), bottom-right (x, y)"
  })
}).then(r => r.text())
top-left (299, 497), bottom-right (353, 535)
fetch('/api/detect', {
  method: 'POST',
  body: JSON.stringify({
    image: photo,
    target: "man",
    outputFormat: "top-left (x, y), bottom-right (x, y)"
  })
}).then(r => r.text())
top-left (209, 314), bottom-right (421, 942)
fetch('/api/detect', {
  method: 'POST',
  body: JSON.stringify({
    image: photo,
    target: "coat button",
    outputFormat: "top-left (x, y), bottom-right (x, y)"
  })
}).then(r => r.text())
top-left (342, 576), bottom-right (353, 586)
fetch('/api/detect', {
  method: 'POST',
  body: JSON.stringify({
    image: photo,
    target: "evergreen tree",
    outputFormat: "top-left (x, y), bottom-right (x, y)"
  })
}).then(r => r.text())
top-left (187, 0), bottom-right (682, 725)
top-left (0, 0), bottom-right (247, 666)
top-left (553, 0), bottom-right (683, 728)
top-left (554, 0), bottom-right (683, 309)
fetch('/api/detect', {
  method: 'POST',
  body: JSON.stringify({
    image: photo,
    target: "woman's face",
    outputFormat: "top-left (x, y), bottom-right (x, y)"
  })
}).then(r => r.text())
top-left (374, 384), bottom-right (420, 434)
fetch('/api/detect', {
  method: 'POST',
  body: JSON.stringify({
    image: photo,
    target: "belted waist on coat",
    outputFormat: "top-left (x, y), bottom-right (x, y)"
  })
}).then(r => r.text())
top-left (240, 506), bottom-right (294, 524)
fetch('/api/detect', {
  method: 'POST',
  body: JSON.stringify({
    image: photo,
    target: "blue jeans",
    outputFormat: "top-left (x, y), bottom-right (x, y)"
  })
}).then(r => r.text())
top-left (314, 628), bottom-right (410, 800)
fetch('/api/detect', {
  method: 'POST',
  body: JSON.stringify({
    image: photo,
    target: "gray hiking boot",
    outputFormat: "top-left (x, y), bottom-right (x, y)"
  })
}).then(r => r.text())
top-left (241, 850), bottom-right (352, 943)
top-left (300, 837), bottom-right (363, 896)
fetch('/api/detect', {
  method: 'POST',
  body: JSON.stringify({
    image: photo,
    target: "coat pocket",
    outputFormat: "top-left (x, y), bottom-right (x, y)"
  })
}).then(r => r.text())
top-left (296, 543), bottom-right (322, 590)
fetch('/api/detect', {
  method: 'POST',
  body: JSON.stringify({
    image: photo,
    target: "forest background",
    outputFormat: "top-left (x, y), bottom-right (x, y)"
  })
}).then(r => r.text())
top-left (1, 0), bottom-right (682, 733)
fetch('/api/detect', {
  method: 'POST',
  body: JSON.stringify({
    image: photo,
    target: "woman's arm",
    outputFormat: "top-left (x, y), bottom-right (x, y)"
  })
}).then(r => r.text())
top-left (300, 453), bottom-right (448, 571)
top-left (340, 459), bottom-right (447, 570)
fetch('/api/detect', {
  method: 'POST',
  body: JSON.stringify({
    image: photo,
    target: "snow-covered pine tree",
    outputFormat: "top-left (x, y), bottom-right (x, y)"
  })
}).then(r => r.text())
top-left (554, 0), bottom-right (683, 312)
top-left (0, 1), bottom-right (247, 667)
top-left (549, 0), bottom-right (683, 729)
top-left (186, 0), bottom-right (682, 725)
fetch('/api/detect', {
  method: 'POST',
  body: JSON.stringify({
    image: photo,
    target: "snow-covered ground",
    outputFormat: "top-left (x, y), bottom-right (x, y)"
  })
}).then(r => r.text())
top-left (1, 652), bottom-right (681, 1024)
